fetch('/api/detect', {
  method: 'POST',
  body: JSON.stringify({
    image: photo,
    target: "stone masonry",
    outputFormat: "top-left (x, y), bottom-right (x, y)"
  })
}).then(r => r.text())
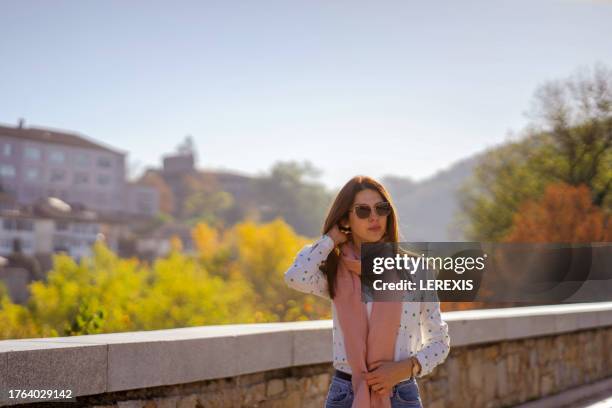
top-left (13, 326), bottom-right (606, 408)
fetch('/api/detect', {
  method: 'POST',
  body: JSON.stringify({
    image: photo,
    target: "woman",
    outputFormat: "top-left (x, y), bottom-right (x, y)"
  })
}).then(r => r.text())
top-left (284, 176), bottom-right (450, 408)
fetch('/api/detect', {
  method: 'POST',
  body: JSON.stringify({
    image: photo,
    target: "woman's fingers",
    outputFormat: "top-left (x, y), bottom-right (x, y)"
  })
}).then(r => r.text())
top-left (366, 377), bottom-right (380, 386)
top-left (368, 361), bottom-right (383, 370)
top-left (371, 383), bottom-right (383, 392)
top-left (365, 373), bottom-right (380, 384)
top-left (371, 384), bottom-right (389, 395)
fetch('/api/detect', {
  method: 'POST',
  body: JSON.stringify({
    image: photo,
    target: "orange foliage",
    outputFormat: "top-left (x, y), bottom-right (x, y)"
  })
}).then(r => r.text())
top-left (505, 183), bottom-right (611, 243)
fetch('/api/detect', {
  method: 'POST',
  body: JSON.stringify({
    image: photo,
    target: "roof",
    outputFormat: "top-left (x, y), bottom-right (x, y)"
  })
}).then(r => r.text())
top-left (0, 123), bottom-right (125, 155)
top-left (0, 197), bottom-right (122, 224)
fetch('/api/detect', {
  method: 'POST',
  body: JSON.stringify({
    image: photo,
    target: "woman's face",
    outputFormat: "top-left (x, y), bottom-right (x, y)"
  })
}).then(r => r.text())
top-left (346, 189), bottom-right (389, 244)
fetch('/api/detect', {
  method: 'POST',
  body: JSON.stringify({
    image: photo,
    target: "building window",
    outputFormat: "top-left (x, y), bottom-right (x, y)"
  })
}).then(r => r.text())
top-left (73, 223), bottom-right (98, 234)
top-left (19, 219), bottom-right (34, 231)
top-left (2, 219), bottom-right (34, 231)
top-left (0, 165), bottom-right (16, 177)
top-left (76, 154), bottom-right (89, 167)
top-left (49, 150), bottom-right (65, 163)
top-left (0, 239), bottom-right (11, 250)
top-left (97, 157), bottom-right (112, 168)
top-left (97, 174), bottom-right (111, 186)
top-left (56, 221), bottom-right (69, 231)
top-left (22, 239), bottom-right (33, 250)
top-left (96, 192), bottom-right (107, 205)
top-left (74, 172), bottom-right (89, 184)
top-left (3, 144), bottom-right (11, 156)
top-left (50, 169), bottom-right (66, 183)
top-left (25, 168), bottom-right (39, 181)
top-left (138, 203), bottom-right (152, 213)
top-left (24, 146), bottom-right (41, 160)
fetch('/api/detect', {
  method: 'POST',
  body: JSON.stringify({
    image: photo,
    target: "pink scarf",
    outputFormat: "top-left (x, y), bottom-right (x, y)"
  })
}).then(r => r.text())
top-left (334, 241), bottom-right (403, 408)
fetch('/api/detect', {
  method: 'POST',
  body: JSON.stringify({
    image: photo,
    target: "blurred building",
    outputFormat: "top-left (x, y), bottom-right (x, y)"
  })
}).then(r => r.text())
top-left (158, 151), bottom-right (197, 213)
top-left (125, 181), bottom-right (159, 216)
top-left (0, 197), bottom-right (126, 260)
top-left (162, 152), bottom-right (196, 174)
top-left (136, 223), bottom-right (195, 261)
top-left (155, 150), bottom-right (255, 220)
top-left (0, 120), bottom-right (158, 217)
top-left (0, 265), bottom-right (30, 304)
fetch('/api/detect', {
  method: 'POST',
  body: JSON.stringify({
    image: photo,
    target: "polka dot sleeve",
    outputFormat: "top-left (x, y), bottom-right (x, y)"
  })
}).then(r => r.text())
top-left (414, 268), bottom-right (451, 378)
top-left (283, 234), bottom-right (335, 300)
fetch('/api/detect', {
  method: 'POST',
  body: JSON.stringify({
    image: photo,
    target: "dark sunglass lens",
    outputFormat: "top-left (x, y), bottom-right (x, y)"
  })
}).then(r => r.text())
top-left (355, 205), bottom-right (371, 219)
top-left (375, 202), bottom-right (392, 216)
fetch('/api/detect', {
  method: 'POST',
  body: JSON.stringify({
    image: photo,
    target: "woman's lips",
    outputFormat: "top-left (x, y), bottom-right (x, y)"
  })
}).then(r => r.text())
top-left (368, 225), bottom-right (381, 231)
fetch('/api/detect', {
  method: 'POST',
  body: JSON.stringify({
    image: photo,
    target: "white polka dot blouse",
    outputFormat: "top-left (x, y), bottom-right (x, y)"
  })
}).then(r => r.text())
top-left (284, 234), bottom-right (451, 381)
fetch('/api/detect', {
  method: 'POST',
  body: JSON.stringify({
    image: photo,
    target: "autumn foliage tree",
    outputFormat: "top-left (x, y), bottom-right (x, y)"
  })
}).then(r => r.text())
top-left (505, 182), bottom-right (611, 243)
top-left (459, 64), bottom-right (612, 241)
top-left (191, 219), bottom-right (331, 323)
top-left (0, 219), bottom-right (332, 340)
top-left (454, 65), bottom-right (612, 311)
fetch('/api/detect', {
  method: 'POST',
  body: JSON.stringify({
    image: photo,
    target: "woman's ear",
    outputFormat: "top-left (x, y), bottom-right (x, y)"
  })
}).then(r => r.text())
top-left (339, 216), bottom-right (351, 232)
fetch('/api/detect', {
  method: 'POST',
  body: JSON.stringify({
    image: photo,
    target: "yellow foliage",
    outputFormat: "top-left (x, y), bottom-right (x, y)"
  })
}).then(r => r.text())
top-left (0, 219), bottom-right (331, 339)
top-left (192, 223), bottom-right (220, 256)
top-left (169, 235), bottom-right (183, 252)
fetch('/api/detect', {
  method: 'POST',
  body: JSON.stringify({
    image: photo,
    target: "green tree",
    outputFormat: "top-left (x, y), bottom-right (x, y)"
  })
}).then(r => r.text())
top-left (179, 173), bottom-right (236, 227)
top-left (459, 64), bottom-right (612, 241)
top-left (255, 161), bottom-right (332, 237)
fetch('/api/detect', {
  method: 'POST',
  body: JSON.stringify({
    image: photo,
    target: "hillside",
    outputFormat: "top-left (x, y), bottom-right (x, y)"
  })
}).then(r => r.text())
top-left (383, 155), bottom-right (483, 241)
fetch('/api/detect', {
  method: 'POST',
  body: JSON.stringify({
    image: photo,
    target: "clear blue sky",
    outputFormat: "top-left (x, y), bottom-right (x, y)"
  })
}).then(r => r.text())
top-left (1, 0), bottom-right (611, 189)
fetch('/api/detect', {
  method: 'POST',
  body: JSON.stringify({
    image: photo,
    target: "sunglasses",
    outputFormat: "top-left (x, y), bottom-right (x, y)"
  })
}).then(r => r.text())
top-left (349, 201), bottom-right (392, 219)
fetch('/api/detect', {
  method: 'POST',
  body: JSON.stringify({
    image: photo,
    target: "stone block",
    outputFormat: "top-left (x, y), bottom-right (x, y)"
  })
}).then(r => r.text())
top-left (243, 382), bottom-right (266, 406)
top-left (236, 331), bottom-right (292, 376)
top-left (177, 394), bottom-right (198, 408)
top-left (1, 341), bottom-right (106, 406)
top-left (313, 373), bottom-right (330, 393)
top-left (108, 336), bottom-right (237, 392)
top-left (266, 379), bottom-right (285, 397)
top-left (293, 327), bottom-right (332, 366)
top-left (117, 400), bottom-right (147, 408)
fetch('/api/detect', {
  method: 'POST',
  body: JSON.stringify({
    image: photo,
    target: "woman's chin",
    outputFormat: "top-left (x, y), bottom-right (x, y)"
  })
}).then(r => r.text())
top-left (362, 233), bottom-right (385, 243)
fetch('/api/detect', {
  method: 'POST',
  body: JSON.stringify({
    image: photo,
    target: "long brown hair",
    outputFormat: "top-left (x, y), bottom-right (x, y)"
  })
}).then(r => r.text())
top-left (320, 175), bottom-right (400, 298)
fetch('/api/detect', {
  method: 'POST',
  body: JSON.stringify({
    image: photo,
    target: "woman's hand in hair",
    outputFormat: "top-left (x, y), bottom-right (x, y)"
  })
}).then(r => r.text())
top-left (327, 224), bottom-right (349, 246)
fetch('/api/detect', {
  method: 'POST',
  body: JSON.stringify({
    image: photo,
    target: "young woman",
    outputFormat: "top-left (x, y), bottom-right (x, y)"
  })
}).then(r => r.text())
top-left (284, 176), bottom-right (450, 408)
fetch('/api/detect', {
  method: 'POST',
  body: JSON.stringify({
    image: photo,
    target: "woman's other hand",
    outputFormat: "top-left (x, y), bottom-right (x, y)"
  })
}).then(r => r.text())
top-left (364, 360), bottom-right (412, 396)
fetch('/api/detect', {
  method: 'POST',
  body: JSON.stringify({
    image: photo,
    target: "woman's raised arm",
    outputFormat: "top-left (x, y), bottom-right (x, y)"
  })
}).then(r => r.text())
top-left (284, 234), bottom-right (335, 300)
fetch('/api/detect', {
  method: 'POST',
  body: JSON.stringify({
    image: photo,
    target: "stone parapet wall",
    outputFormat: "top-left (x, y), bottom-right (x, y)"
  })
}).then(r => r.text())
top-left (82, 364), bottom-right (335, 408)
top-left (420, 326), bottom-right (612, 408)
top-left (74, 327), bottom-right (612, 408)
top-left (2, 302), bottom-right (611, 407)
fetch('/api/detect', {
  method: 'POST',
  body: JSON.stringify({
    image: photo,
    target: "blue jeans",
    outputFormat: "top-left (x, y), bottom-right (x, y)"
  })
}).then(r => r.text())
top-left (324, 375), bottom-right (423, 407)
